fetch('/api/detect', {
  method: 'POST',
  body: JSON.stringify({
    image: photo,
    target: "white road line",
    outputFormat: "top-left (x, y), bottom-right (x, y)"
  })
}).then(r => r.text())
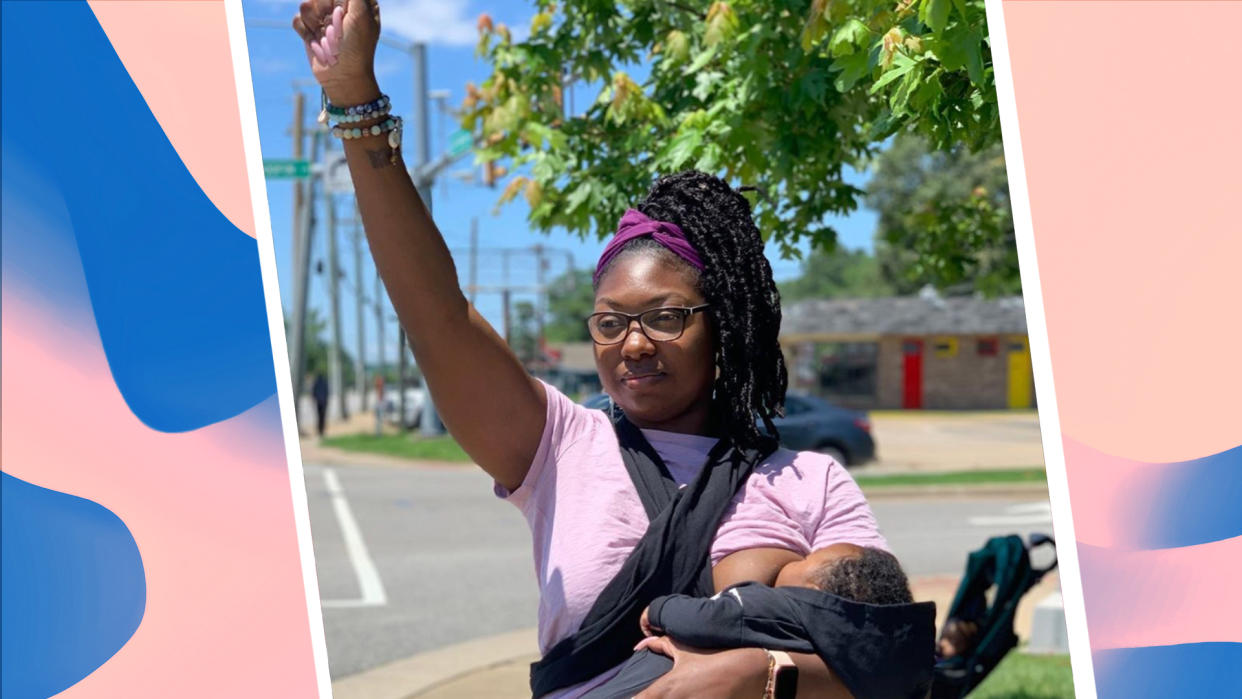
top-left (968, 501), bottom-right (1052, 527)
top-left (967, 514), bottom-right (1054, 527)
top-left (1005, 502), bottom-right (1053, 515)
top-left (320, 468), bottom-right (387, 608)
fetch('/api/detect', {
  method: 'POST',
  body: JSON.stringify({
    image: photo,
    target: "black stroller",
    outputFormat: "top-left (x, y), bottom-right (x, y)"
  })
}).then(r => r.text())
top-left (929, 533), bottom-right (1059, 698)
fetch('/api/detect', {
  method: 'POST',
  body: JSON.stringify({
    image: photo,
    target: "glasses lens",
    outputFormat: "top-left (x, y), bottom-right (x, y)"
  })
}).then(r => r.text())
top-left (589, 313), bottom-right (628, 343)
top-left (642, 308), bottom-right (685, 340)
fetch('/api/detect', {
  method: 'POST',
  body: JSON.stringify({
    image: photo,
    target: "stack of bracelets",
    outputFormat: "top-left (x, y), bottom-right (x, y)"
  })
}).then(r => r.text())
top-left (320, 90), bottom-right (403, 164)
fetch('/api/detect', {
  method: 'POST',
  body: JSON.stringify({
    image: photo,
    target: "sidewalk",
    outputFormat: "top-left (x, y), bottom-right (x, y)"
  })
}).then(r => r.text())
top-left (300, 410), bottom-right (1047, 474)
top-left (332, 572), bottom-right (1063, 699)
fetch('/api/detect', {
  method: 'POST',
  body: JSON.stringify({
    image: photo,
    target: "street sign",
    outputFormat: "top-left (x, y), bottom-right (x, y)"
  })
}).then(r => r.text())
top-left (263, 159), bottom-right (311, 179)
top-left (448, 129), bottom-right (474, 158)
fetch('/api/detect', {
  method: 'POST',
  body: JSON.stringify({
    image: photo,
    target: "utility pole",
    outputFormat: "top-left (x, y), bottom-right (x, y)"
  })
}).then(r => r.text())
top-left (375, 273), bottom-right (386, 381)
top-left (502, 249), bottom-right (511, 345)
top-left (353, 208), bottom-right (366, 408)
top-left (292, 92), bottom-right (305, 269)
top-left (534, 244), bottom-right (547, 361)
top-left (325, 177), bottom-right (345, 422)
top-left (502, 289), bottom-right (512, 346)
top-left (289, 126), bottom-right (322, 425)
top-left (410, 41), bottom-right (443, 437)
top-left (468, 217), bottom-right (478, 306)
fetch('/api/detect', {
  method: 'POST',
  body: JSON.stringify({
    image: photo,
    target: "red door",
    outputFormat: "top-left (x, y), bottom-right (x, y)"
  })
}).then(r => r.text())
top-left (902, 339), bottom-right (923, 409)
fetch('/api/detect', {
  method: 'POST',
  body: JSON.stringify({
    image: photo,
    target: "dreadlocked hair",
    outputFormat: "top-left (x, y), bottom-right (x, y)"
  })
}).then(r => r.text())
top-left (596, 170), bottom-right (788, 448)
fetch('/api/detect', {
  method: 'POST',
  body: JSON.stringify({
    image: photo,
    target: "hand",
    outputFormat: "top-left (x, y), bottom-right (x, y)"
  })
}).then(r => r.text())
top-left (639, 605), bottom-right (658, 637)
top-left (633, 637), bottom-right (768, 699)
top-left (292, 0), bottom-right (381, 104)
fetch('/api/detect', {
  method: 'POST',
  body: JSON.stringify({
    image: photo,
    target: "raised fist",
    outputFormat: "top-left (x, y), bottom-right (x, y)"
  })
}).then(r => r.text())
top-left (292, 0), bottom-right (381, 104)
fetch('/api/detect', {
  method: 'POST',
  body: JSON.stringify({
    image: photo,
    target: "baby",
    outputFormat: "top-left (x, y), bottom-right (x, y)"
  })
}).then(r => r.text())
top-left (586, 544), bottom-right (932, 699)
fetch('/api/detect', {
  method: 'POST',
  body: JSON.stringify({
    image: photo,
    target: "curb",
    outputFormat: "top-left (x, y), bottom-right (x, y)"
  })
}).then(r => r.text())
top-left (859, 482), bottom-right (1050, 499)
top-left (331, 628), bottom-right (539, 699)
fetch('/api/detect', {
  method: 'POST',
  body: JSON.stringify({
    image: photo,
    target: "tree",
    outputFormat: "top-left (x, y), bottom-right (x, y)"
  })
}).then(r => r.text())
top-left (866, 133), bottom-right (1017, 295)
top-left (779, 247), bottom-right (894, 301)
top-left (464, 0), bottom-right (999, 259)
top-left (544, 267), bottom-right (595, 342)
top-left (286, 307), bottom-right (356, 388)
top-left (510, 300), bottom-right (542, 364)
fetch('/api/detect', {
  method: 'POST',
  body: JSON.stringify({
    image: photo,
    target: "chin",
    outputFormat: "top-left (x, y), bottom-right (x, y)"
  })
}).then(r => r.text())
top-left (613, 392), bottom-right (684, 425)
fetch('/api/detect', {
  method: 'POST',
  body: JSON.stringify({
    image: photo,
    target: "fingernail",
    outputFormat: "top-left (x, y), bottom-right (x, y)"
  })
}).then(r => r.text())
top-left (325, 25), bottom-right (339, 56)
top-left (309, 40), bottom-right (328, 65)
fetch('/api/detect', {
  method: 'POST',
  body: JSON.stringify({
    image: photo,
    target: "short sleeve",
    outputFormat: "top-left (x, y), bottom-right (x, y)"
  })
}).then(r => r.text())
top-left (492, 380), bottom-right (594, 511)
top-left (811, 459), bottom-right (890, 553)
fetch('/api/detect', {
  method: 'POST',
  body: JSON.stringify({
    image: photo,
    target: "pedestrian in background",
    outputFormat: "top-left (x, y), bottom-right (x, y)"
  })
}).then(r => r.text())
top-left (312, 372), bottom-right (329, 438)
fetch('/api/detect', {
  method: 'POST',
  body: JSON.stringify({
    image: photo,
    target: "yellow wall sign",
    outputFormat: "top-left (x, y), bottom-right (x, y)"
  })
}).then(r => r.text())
top-left (932, 336), bottom-right (959, 358)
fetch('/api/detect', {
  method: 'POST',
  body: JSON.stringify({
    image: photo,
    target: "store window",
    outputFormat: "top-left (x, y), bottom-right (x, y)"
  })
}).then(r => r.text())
top-left (813, 342), bottom-right (879, 397)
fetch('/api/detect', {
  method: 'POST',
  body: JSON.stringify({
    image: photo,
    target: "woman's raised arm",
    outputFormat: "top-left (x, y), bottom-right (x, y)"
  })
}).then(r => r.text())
top-left (293, 0), bottom-right (545, 492)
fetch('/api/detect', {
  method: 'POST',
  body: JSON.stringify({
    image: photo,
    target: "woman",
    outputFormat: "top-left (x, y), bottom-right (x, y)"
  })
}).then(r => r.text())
top-left (292, 1), bottom-right (924, 697)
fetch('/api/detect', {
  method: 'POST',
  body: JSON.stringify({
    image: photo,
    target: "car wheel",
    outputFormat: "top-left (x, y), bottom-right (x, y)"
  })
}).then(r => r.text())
top-left (818, 445), bottom-right (849, 467)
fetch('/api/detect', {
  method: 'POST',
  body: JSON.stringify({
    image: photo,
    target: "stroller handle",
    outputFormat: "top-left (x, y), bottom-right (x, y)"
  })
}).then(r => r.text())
top-left (1028, 533), bottom-right (1059, 578)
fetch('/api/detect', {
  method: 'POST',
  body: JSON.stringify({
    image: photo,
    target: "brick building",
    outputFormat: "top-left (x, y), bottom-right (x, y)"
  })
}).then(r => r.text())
top-left (780, 295), bottom-right (1033, 410)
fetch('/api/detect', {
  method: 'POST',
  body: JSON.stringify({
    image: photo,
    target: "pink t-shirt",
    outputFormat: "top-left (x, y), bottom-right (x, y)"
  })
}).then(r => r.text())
top-left (496, 381), bottom-right (889, 697)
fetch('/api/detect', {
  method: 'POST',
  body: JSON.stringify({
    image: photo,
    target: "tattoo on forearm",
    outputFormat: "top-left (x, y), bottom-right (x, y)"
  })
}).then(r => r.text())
top-left (366, 146), bottom-right (397, 169)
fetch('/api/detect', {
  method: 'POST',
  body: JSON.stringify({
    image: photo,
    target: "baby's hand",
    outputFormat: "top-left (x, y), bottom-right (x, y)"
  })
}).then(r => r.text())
top-left (639, 605), bottom-right (659, 637)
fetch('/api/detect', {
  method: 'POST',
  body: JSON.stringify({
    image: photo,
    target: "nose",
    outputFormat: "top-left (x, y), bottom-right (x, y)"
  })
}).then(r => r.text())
top-left (619, 319), bottom-right (656, 360)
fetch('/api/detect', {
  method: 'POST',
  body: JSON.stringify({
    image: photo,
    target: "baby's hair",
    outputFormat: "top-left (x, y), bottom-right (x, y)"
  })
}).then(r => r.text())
top-left (594, 170), bottom-right (788, 448)
top-left (809, 547), bottom-right (915, 606)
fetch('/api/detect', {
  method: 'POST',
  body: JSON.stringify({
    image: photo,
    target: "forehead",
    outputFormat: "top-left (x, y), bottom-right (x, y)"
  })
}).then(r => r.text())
top-left (594, 252), bottom-right (703, 310)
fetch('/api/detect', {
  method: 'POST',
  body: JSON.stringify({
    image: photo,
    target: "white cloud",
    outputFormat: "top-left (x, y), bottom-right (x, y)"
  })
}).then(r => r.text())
top-left (381, 0), bottom-right (479, 47)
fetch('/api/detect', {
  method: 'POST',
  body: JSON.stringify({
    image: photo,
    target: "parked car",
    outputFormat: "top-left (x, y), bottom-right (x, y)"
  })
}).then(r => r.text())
top-left (383, 386), bottom-right (426, 428)
top-left (579, 392), bottom-right (874, 467)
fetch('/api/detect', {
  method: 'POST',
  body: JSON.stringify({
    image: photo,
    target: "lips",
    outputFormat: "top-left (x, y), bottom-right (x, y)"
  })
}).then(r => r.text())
top-left (621, 371), bottom-right (666, 387)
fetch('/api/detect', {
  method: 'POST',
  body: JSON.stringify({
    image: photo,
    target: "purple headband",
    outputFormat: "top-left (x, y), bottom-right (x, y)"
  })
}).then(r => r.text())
top-left (593, 209), bottom-right (705, 285)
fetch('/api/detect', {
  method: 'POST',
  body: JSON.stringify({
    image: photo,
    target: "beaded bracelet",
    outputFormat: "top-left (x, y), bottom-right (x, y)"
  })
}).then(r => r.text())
top-left (331, 115), bottom-right (404, 165)
top-left (318, 90), bottom-right (392, 124)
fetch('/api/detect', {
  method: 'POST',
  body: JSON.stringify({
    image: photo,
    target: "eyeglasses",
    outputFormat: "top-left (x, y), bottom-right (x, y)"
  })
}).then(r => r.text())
top-left (585, 305), bottom-right (711, 345)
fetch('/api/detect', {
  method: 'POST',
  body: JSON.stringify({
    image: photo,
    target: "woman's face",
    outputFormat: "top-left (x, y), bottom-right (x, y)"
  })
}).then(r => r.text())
top-left (593, 252), bottom-right (716, 434)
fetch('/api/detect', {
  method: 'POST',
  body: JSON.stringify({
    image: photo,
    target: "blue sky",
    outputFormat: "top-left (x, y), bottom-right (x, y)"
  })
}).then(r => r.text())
top-left (241, 0), bottom-right (878, 367)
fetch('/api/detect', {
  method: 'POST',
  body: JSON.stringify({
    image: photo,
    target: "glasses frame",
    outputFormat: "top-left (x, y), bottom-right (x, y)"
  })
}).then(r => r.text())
top-left (585, 304), bottom-right (711, 346)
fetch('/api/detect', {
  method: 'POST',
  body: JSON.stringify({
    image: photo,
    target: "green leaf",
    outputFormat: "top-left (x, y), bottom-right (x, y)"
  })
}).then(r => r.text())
top-left (685, 45), bottom-right (720, 74)
top-left (889, 68), bottom-right (921, 116)
top-left (665, 129), bottom-right (703, 170)
top-left (924, 0), bottom-right (950, 33)
top-left (963, 29), bottom-right (985, 85)
top-left (830, 51), bottom-right (870, 92)
top-left (869, 60), bottom-right (916, 94)
top-left (829, 19), bottom-right (870, 58)
top-left (565, 181), bottom-right (594, 213)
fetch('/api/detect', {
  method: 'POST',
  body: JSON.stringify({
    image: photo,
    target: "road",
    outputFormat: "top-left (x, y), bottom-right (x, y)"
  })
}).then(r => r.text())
top-left (305, 463), bottom-right (1055, 680)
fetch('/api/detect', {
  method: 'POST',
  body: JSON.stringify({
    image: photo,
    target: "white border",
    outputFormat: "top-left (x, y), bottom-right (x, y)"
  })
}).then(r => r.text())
top-left (223, 1), bottom-right (334, 696)
top-left (984, 1), bottom-right (1096, 696)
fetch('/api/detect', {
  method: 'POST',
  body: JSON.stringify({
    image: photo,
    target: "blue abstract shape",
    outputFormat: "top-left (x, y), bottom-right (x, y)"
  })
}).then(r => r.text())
top-left (1, 1), bottom-right (275, 432)
top-left (1, 138), bottom-right (94, 323)
top-left (1, 473), bottom-right (146, 698)
top-left (1132, 443), bottom-right (1242, 550)
top-left (1094, 643), bottom-right (1242, 698)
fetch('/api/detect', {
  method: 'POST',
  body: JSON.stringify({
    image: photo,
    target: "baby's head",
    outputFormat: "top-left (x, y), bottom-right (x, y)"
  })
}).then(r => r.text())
top-left (937, 618), bottom-right (980, 660)
top-left (775, 543), bottom-right (914, 606)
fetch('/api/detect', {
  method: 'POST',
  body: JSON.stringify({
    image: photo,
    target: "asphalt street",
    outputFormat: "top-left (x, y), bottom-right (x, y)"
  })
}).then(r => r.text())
top-left (304, 463), bottom-right (1055, 680)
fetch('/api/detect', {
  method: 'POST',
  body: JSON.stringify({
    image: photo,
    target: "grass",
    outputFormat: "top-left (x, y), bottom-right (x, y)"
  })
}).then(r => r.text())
top-left (968, 652), bottom-right (1075, 698)
top-left (854, 468), bottom-right (1047, 489)
top-left (320, 433), bottom-right (473, 462)
top-left (320, 433), bottom-right (1049, 490)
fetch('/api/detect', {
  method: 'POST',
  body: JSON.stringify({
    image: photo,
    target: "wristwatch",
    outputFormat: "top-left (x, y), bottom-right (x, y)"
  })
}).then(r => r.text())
top-left (764, 650), bottom-right (799, 699)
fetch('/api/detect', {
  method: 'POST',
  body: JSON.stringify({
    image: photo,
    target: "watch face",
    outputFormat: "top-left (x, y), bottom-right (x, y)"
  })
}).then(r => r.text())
top-left (774, 665), bottom-right (799, 699)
